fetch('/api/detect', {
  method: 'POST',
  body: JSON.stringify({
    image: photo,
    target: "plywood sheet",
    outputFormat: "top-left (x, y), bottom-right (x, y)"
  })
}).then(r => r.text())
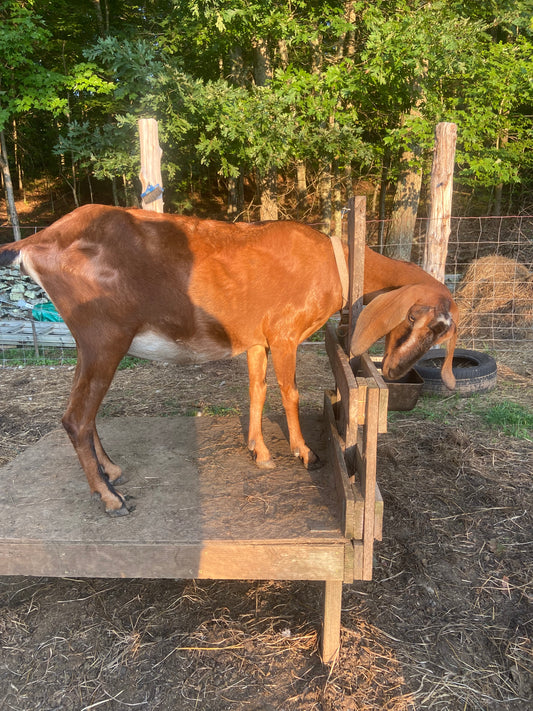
top-left (0, 416), bottom-right (348, 581)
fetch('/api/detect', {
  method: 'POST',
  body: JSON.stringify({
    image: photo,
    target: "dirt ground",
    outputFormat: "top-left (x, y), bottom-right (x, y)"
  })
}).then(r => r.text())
top-left (0, 346), bottom-right (531, 710)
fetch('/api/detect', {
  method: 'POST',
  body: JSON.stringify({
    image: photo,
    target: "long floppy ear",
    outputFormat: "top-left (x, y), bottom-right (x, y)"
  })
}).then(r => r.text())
top-left (350, 285), bottom-right (427, 356)
top-left (439, 302), bottom-right (460, 390)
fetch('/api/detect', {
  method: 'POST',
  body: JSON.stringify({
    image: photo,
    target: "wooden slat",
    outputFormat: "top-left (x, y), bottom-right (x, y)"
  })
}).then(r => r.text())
top-left (343, 541), bottom-right (355, 583)
top-left (324, 391), bottom-right (356, 539)
top-left (0, 540), bottom-right (347, 581)
top-left (325, 322), bottom-right (358, 448)
top-left (325, 390), bottom-right (382, 546)
top-left (355, 376), bottom-right (370, 425)
top-left (354, 448), bottom-right (383, 542)
top-left (352, 541), bottom-right (364, 580)
top-left (358, 353), bottom-right (389, 433)
top-left (0, 320), bottom-right (75, 348)
top-left (360, 383), bottom-right (380, 580)
top-left (374, 484), bottom-right (384, 542)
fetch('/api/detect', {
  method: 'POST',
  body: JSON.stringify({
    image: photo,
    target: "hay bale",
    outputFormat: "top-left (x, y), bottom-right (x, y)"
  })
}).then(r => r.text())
top-left (455, 255), bottom-right (533, 341)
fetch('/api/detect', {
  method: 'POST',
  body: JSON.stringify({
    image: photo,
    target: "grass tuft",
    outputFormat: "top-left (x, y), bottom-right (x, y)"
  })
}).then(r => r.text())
top-left (482, 401), bottom-right (533, 440)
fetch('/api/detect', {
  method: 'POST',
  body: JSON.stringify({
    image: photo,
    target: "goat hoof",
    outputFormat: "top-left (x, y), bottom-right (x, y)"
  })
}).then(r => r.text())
top-left (255, 457), bottom-right (276, 470)
top-left (106, 501), bottom-right (131, 517)
top-left (251, 451), bottom-right (276, 469)
top-left (303, 451), bottom-right (322, 471)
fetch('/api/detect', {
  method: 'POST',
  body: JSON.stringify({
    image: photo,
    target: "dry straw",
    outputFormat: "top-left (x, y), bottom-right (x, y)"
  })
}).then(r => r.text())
top-left (455, 255), bottom-right (533, 343)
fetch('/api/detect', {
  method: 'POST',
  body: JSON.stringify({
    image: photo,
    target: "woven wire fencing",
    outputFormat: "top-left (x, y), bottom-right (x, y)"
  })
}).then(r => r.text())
top-left (366, 214), bottom-right (533, 358)
top-left (1, 215), bottom-right (532, 366)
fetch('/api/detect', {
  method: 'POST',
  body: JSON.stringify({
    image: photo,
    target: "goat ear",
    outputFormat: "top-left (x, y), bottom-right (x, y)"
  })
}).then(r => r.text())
top-left (350, 285), bottom-right (422, 356)
top-left (439, 321), bottom-right (458, 390)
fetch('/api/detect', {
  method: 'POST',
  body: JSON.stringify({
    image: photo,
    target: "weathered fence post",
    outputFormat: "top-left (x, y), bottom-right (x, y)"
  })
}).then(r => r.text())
top-left (423, 122), bottom-right (457, 283)
top-left (138, 118), bottom-right (164, 213)
top-left (347, 195), bottom-right (366, 350)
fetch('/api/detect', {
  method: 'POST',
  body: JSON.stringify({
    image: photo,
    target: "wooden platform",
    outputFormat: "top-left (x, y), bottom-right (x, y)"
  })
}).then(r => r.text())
top-left (0, 414), bottom-right (365, 661)
top-left (0, 415), bottom-right (353, 578)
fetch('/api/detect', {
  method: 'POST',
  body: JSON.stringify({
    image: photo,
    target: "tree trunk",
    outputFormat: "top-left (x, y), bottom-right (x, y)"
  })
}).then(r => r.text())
top-left (229, 46), bottom-right (246, 85)
top-left (257, 169), bottom-right (278, 221)
top-left (12, 119), bottom-right (24, 196)
top-left (378, 153), bottom-right (389, 252)
top-left (91, 0), bottom-right (108, 37)
top-left (383, 147), bottom-right (422, 261)
top-left (227, 175), bottom-right (244, 219)
top-left (111, 177), bottom-right (119, 206)
top-left (319, 166), bottom-right (332, 232)
top-left (296, 161), bottom-right (307, 216)
top-left (493, 131), bottom-right (508, 216)
top-left (253, 37), bottom-right (271, 87)
top-left (332, 161), bottom-right (343, 239)
top-left (253, 37), bottom-right (278, 220)
top-left (69, 156), bottom-right (80, 208)
top-left (423, 122), bottom-right (457, 284)
top-left (0, 130), bottom-right (21, 241)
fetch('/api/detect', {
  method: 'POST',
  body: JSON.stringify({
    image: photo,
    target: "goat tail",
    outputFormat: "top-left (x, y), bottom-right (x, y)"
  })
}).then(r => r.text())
top-left (0, 242), bottom-right (23, 269)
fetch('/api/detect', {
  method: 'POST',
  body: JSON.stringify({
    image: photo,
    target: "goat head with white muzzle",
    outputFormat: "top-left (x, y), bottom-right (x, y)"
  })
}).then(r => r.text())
top-left (351, 281), bottom-right (459, 389)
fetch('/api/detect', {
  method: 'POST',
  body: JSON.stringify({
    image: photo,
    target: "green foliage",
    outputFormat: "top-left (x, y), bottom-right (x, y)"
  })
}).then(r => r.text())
top-left (0, 0), bottom-right (67, 129)
top-left (1, 0), bottom-right (533, 209)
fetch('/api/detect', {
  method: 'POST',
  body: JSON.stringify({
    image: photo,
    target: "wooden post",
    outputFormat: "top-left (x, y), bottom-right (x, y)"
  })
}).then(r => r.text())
top-left (138, 118), bottom-right (164, 213)
top-left (423, 122), bottom-right (457, 283)
top-left (322, 579), bottom-right (343, 663)
top-left (347, 195), bottom-right (366, 349)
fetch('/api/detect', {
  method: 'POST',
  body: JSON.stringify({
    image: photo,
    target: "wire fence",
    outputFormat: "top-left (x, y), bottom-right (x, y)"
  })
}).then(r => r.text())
top-left (1, 215), bottom-right (532, 367)
top-left (366, 215), bottom-right (533, 355)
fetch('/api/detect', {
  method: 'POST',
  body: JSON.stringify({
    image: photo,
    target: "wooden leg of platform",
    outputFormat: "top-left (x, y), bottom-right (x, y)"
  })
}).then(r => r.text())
top-left (321, 579), bottom-right (343, 664)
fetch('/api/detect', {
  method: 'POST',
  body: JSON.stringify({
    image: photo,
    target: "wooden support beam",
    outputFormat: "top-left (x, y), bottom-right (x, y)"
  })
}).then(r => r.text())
top-left (322, 579), bottom-right (343, 664)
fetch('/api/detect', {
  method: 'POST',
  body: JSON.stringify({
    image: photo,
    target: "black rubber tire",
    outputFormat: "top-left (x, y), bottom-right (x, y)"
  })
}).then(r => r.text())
top-left (414, 348), bottom-right (497, 396)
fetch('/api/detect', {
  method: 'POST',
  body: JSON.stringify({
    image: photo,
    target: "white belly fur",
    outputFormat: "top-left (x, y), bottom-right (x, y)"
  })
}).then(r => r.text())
top-left (128, 330), bottom-right (232, 364)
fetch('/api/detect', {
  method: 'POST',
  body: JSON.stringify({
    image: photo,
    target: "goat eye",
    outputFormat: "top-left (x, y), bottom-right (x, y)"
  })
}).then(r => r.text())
top-left (408, 313), bottom-right (416, 325)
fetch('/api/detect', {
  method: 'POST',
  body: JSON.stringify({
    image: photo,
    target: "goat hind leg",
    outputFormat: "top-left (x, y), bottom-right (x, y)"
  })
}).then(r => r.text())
top-left (62, 345), bottom-right (130, 514)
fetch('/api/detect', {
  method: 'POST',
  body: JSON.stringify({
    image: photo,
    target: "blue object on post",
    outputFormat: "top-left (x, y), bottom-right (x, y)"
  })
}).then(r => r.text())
top-left (141, 184), bottom-right (164, 204)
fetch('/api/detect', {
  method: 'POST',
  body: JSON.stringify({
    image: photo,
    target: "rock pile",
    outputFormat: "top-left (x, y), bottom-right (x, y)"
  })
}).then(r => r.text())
top-left (0, 268), bottom-right (48, 319)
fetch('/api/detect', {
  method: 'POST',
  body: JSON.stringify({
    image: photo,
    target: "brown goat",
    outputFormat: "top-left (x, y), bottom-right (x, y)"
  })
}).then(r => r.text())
top-left (0, 205), bottom-right (458, 514)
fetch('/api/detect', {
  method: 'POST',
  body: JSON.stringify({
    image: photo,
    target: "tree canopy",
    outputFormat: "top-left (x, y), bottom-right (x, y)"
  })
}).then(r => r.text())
top-left (1, 0), bottom-right (532, 224)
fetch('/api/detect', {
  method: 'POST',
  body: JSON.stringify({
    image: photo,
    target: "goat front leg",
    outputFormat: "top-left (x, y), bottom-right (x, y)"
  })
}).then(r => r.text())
top-left (246, 345), bottom-right (275, 468)
top-left (270, 342), bottom-right (320, 470)
top-left (62, 343), bottom-right (130, 514)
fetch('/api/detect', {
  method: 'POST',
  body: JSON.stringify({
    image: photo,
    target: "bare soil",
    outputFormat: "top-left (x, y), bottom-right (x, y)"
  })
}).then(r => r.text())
top-left (0, 347), bottom-right (531, 710)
